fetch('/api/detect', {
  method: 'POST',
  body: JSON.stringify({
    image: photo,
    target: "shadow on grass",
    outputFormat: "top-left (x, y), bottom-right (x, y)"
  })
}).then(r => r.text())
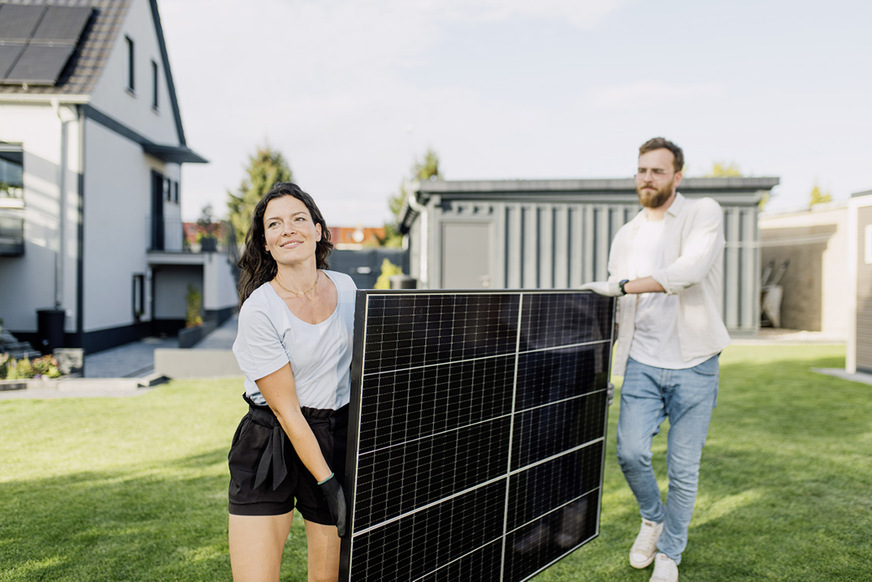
top-left (0, 448), bottom-right (307, 582)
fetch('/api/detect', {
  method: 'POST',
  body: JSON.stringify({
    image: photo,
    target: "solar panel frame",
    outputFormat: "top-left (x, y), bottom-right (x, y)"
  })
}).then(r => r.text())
top-left (341, 289), bottom-right (615, 581)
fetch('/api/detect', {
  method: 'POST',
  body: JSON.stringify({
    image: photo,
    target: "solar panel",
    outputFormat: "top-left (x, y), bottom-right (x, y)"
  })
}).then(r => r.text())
top-left (0, 5), bottom-right (44, 42)
top-left (0, 44), bottom-right (26, 81)
top-left (31, 6), bottom-right (94, 44)
top-left (342, 290), bottom-right (614, 581)
top-left (0, 5), bottom-right (93, 85)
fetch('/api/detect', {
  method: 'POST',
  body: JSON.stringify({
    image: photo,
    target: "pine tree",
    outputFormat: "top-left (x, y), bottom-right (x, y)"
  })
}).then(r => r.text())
top-left (380, 148), bottom-right (442, 247)
top-left (227, 143), bottom-right (293, 245)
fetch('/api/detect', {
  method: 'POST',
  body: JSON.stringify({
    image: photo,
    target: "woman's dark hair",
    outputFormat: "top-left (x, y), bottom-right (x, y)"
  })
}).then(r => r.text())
top-left (236, 182), bottom-right (333, 307)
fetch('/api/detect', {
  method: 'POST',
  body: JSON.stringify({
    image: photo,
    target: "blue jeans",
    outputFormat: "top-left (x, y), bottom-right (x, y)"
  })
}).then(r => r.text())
top-left (616, 355), bottom-right (719, 565)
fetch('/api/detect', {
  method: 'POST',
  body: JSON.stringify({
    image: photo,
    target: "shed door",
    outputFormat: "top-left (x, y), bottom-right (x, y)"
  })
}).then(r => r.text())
top-left (442, 222), bottom-right (492, 289)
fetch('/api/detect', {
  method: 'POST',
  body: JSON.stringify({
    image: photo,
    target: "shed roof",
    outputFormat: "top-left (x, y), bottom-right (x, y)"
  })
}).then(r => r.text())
top-left (399, 176), bottom-right (780, 233)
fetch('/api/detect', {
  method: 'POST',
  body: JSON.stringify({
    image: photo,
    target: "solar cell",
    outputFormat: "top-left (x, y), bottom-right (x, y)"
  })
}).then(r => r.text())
top-left (0, 5), bottom-right (93, 85)
top-left (342, 290), bottom-right (615, 581)
top-left (0, 5), bottom-right (44, 42)
top-left (31, 6), bottom-right (93, 44)
top-left (5, 44), bottom-right (75, 85)
top-left (0, 44), bottom-right (26, 81)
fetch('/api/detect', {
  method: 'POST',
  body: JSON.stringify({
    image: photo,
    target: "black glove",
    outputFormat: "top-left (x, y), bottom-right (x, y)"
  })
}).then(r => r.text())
top-left (318, 473), bottom-right (347, 538)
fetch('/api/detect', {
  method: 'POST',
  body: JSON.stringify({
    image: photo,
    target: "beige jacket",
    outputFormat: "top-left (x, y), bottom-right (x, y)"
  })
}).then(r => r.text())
top-left (608, 193), bottom-right (731, 376)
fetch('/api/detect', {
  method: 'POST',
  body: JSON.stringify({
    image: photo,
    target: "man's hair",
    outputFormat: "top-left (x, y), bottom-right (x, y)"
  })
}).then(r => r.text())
top-left (639, 137), bottom-right (684, 172)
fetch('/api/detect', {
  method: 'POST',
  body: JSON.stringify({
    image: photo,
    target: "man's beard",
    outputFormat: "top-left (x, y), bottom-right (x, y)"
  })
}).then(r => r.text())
top-left (636, 179), bottom-right (674, 209)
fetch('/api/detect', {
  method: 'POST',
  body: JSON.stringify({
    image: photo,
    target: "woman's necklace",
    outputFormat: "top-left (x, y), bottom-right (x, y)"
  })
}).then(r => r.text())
top-left (275, 271), bottom-right (320, 297)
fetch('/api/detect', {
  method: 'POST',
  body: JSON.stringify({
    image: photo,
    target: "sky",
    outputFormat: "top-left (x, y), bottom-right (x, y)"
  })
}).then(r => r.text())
top-left (157, 0), bottom-right (872, 227)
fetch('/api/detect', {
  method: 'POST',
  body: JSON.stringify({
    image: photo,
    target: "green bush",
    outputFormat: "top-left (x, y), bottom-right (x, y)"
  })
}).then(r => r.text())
top-left (374, 259), bottom-right (403, 289)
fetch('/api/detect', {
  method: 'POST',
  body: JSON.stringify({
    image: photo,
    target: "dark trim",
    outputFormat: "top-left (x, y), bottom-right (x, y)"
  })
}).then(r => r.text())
top-left (151, 317), bottom-right (186, 337)
top-left (148, 0), bottom-right (186, 147)
top-left (81, 104), bottom-right (207, 164)
top-left (82, 321), bottom-right (152, 354)
top-left (205, 305), bottom-right (235, 327)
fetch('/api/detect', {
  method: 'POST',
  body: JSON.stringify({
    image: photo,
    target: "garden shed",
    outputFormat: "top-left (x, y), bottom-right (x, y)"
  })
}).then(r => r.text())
top-left (398, 176), bottom-right (779, 335)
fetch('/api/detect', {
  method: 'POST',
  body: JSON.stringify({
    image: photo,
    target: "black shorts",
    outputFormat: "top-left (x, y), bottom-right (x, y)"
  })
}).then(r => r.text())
top-left (227, 394), bottom-right (348, 524)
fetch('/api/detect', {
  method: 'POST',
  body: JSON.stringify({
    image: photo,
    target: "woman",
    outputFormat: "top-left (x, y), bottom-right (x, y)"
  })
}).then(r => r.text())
top-left (228, 182), bottom-right (355, 581)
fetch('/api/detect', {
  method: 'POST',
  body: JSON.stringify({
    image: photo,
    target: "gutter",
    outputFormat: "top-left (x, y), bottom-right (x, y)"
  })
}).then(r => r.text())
top-left (404, 180), bottom-right (428, 288)
top-left (51, 98), bottom-right (78, 311)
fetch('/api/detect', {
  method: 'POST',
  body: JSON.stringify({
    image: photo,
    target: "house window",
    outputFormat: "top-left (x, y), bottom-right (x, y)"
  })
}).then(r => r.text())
top-left (132, 274), bottom-right (145, 321)
top-left (0, 145), bottom-right (24, 199)
top-left (125, 36), bottom-right (135, 93)
top-left (151, 60), bottom-right (159, 110)
top-left (173, 181), bottom-right (179, 203)
top-left (164, 178), bottom-right (171, 202)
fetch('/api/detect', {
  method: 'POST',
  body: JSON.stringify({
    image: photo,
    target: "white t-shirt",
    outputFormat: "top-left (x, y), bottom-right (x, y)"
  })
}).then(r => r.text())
top-left (629, 218), bottom-right (708, 370)
top-left (232, 270), bottom-right (356, 410)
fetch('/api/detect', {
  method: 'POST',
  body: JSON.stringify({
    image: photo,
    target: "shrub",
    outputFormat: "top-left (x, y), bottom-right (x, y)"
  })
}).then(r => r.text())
top-left (0, 354), bottom-right (61, 380)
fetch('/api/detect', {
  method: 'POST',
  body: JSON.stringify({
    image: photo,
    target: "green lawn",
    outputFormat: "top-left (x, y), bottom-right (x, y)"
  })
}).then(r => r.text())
top-left (0, 344), bottom-right (869, 581)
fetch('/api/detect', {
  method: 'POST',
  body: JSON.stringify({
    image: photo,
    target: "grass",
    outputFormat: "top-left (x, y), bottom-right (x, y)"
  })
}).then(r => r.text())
top-left (0, 344), bottom-right (869, 581)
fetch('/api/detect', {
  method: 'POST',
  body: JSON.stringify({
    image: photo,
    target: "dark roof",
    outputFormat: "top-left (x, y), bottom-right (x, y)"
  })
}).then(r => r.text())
top-left (0, 0), bottom-right (131, 96)
top-left (0, 0), bottom-right (201, 157)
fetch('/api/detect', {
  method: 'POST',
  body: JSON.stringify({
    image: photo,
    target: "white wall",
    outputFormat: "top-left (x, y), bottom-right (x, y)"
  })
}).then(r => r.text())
top-left (0, 103), bottom-right (78, 334)
top-left (90, 0), bottom-right (179, 145)
top-left (203, 252), bottom-right (238, 311)
top-left (83, 120), bottom-right (153, 332)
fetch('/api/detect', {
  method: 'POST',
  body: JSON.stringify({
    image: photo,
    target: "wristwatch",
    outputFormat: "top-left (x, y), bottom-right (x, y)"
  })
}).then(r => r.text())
top-left (618, 279), bottom-right (630, 296)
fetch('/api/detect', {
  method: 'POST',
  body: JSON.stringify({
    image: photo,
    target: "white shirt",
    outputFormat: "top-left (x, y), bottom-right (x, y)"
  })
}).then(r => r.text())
top-left (232, 270), bottom-right (356, 409)
top-left (628, 218), bottom-right (709, 369)
top-left (607, 193), bottom-right (731, 376)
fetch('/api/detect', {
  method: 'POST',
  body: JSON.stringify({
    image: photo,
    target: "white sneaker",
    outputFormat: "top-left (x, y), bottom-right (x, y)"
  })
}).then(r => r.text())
top-left (629, 519), bottom-right (664, 568)
top-left (650, 553), bottom-right (678, 582)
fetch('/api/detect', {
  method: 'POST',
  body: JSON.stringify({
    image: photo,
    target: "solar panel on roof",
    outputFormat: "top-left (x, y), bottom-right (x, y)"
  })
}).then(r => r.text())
top-left (342, 290), bottom-right (615, 581)
top-left (0, 4), bottom-right (93, 85)
top-left (0, 44), bottom-right (26, 81)
top-left (5, 44), bottom-right (75, 85)
top-left (31, 6), bottom-right (93, 44)
top-left (0, 5), bottom-right (44, 42)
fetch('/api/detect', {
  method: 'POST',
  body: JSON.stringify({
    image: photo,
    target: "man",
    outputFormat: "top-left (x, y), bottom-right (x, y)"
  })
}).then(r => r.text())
top-left (581, 137), bottom-right (730, 582)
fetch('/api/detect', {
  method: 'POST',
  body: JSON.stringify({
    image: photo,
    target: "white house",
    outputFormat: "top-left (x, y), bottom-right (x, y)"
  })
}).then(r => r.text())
top-left (0, 0), bottom-right (237, 354)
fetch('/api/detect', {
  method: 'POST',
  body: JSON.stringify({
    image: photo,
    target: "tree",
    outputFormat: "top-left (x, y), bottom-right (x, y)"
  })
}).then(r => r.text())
top-left (379, 148), bottom-right (443, 247)
top-left (809, 182), bottom-right (832, 206)
top-left (227, 143), bottom-right (293, 246)
top-left (704, 161), bottom-right (742, 178)
top-left (374, 259), bottom-right (404, 289)
top-left (704, 161), bottom-right (773, 211)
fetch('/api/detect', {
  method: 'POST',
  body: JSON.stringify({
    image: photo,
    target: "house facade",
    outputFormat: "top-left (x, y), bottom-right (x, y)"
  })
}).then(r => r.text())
top-left (399, 176), bottom-right (779, 335)
top-left (0, 0), bottom-right (236, 354)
